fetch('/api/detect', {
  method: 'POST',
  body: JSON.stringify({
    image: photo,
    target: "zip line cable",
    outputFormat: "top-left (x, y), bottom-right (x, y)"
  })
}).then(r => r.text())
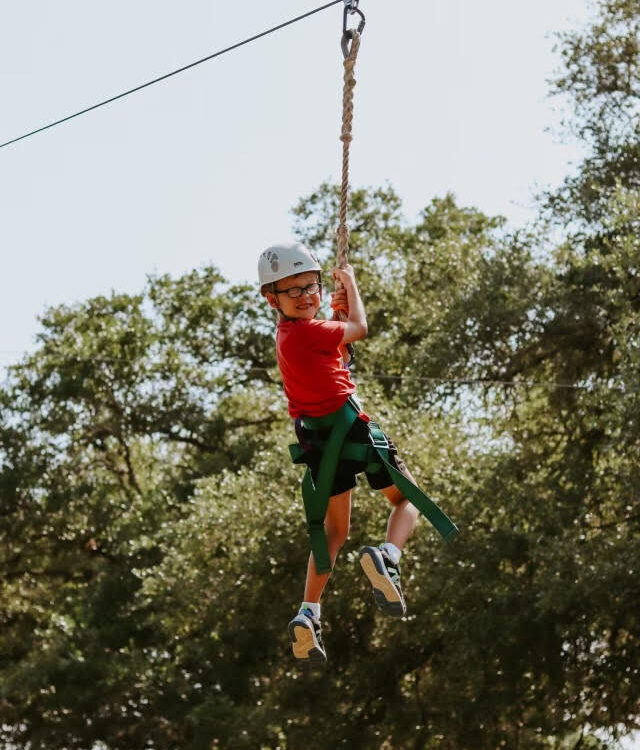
top-left (0, 0), bottom-right (344, 151)
top-left (0, 353), bottom-right (636, 394)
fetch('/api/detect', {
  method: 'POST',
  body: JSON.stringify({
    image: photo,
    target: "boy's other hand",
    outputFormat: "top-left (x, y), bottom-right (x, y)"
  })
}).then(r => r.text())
top-left (332, 264), bottom-right (357, 288)
top-left (330, 287), bottom-right (349, 315)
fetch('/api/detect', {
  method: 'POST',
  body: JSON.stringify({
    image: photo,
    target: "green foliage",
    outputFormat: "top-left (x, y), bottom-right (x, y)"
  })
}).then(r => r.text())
top-left (551, 0), bottom-right (640, 147)
top-left (0, 269), bottom-right (287, 749)
top-left (1, 1), bottom-right (640, 748)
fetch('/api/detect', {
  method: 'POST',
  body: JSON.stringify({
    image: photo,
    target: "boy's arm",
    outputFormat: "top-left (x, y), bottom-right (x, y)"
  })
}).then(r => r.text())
top-left (333, 265), bottom-right (367, 344)
top-left (330, 286), bottom-right (351, 363)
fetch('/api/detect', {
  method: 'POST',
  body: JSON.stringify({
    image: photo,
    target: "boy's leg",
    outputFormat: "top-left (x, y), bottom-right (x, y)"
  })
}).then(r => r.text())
top-left (381, 479), bottom-right (420, 549)
top-left (289, 489), bottom-right (352, 664)
top-left (359, 475), bottom-right (419, 618)
top-left (303, 488), bottom-right (352, 602)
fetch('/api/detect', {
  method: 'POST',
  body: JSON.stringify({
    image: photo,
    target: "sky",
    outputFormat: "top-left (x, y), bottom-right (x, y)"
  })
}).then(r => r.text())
top-left (0, 0), bottom-right (596, 372)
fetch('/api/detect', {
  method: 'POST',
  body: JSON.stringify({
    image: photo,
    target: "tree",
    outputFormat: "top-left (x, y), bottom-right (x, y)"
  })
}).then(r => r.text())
top-left (0, 270), bottom-right (287, 749)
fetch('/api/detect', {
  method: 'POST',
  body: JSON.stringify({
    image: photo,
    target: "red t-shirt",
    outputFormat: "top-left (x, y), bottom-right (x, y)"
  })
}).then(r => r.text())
top-left (276, 318), bottom-right (356, 418)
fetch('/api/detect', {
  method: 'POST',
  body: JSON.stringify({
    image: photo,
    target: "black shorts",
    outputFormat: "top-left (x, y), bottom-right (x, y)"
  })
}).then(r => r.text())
top-left (299, 416), bottom-right (411, 497)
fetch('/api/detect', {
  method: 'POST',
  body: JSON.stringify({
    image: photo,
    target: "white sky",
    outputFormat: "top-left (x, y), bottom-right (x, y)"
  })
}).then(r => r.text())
top-left (0, 0), bottom-right (600, 370)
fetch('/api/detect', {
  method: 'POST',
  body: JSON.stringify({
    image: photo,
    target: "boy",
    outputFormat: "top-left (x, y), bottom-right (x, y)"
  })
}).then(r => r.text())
top-left (259, 242), bottom-right (424, 665)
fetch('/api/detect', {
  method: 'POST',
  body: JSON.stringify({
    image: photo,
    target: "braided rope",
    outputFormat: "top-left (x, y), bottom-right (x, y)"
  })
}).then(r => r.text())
top-left (336, 31), bottom-right (361, 269)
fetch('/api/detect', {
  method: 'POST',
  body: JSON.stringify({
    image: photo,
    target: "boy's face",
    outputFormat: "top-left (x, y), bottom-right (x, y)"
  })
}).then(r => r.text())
top-left (265, 271), bottom-right (322, 320)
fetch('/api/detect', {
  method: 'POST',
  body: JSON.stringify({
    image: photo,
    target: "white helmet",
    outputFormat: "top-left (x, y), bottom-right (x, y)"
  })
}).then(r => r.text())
top-left (258, 242), bottom-right (322, 288)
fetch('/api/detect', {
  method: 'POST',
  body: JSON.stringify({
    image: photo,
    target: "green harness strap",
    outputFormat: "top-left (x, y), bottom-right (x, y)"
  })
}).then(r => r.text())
top-left (365, 421), bottom-right (459, 543)
top-left (296, 401), bottom-right (359, 573)
top-left (289, 398), bottom-right (459, 574)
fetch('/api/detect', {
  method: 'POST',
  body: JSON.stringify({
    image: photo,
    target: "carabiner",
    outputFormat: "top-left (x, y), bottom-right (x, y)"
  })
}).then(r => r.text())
top-left (341, 3), bottom-right (365, 58)
top-left (343, 3), bottom-right (365, 34)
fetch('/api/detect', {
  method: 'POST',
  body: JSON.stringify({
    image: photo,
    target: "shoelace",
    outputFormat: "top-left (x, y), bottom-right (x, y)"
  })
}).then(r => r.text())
top-left (383, 559), bottom-right (401, 588)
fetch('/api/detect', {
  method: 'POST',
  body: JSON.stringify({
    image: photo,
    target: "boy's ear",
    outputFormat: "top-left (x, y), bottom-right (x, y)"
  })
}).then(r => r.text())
top-left (264, 291), bottom-right (280, 310)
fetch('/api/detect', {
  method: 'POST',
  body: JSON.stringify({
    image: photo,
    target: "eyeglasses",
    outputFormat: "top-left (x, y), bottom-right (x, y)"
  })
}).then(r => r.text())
top-left (274, 282), bottom-right (322, 298)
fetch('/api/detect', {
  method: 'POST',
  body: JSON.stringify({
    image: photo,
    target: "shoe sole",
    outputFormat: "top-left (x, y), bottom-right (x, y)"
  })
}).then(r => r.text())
top-left (359, 547), bottom-right (406, 618)
top-left (288, 620), bottom-right (327, 665)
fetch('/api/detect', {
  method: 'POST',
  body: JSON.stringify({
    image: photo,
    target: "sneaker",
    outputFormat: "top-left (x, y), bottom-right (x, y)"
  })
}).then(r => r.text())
top-left (359, 545), bottom-right (407, 617)
top-left (288, 608), bottom-right (327, 665)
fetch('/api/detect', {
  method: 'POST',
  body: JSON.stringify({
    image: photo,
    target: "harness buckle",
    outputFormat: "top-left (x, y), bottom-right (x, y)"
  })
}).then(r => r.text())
top-left (368, 422), bottom-right (390, 451)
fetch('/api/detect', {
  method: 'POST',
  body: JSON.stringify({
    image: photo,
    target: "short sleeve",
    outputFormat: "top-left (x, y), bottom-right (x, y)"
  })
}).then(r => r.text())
top-left (303, 319), bottom-right (345, 351)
